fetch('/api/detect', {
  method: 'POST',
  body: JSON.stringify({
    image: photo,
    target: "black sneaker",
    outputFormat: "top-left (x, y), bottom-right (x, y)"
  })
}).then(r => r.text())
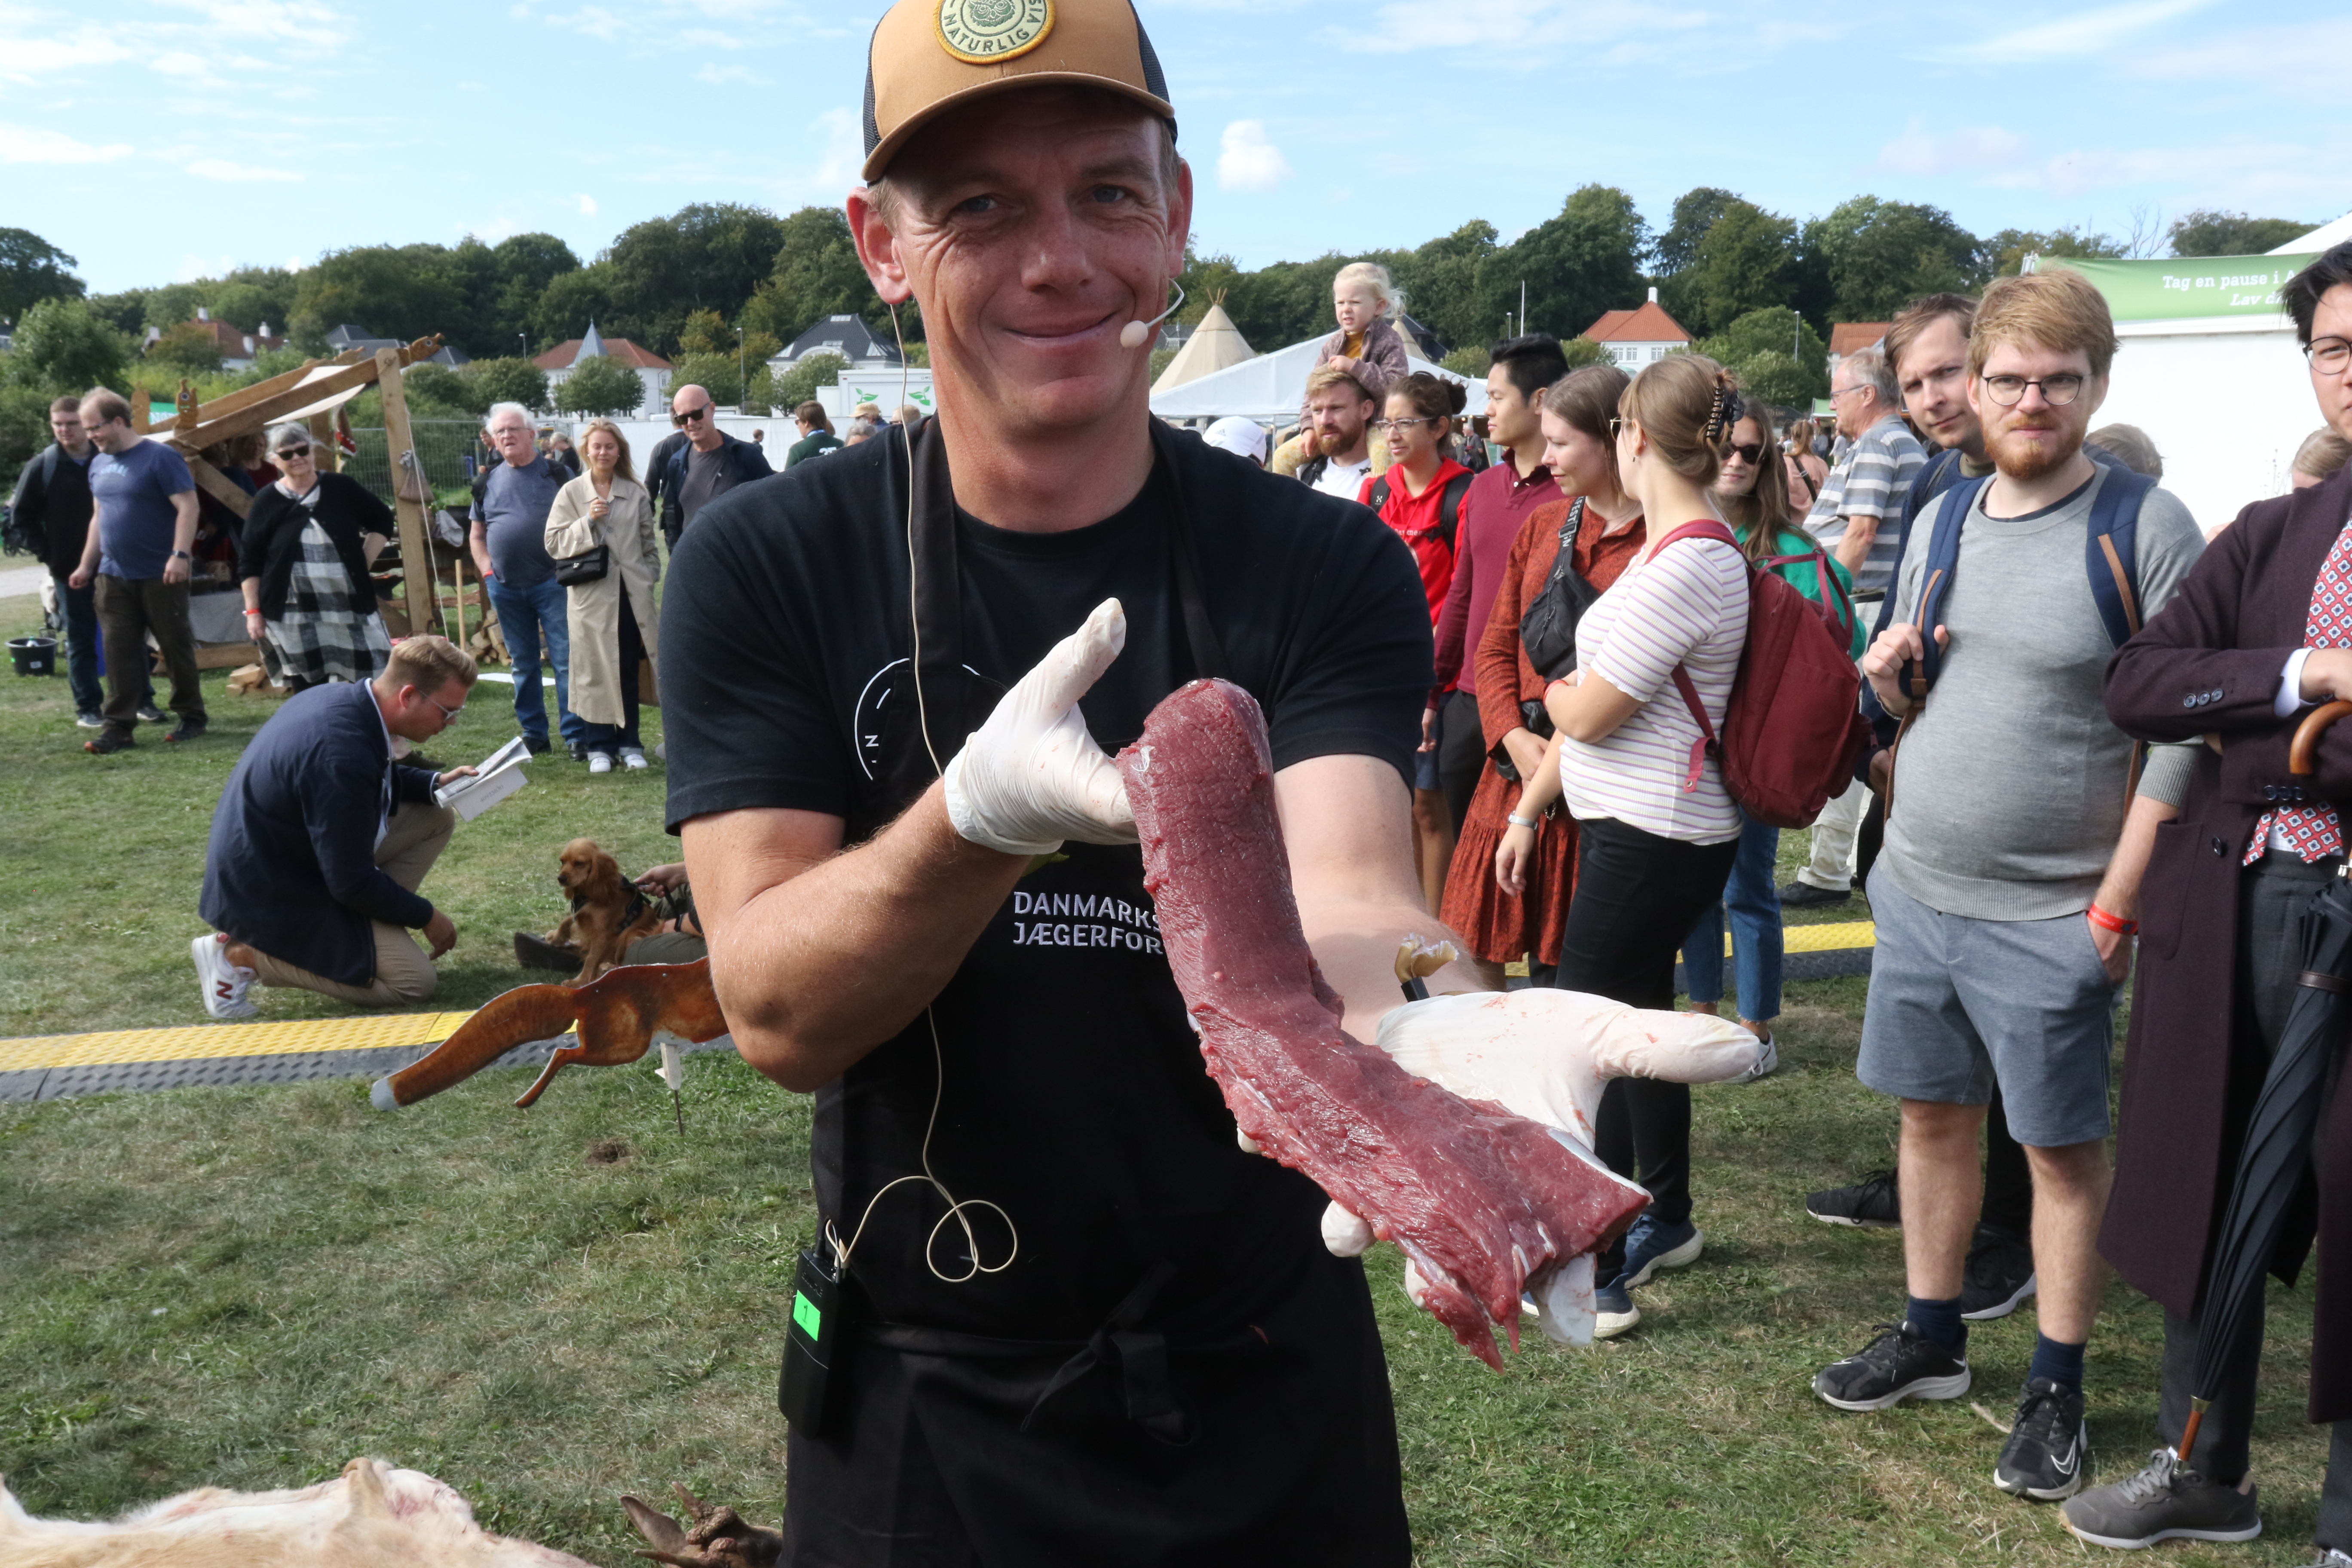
top-left (1779, 879), bottom-right (1851, 909)
top-left (2061, 1447), bottom-right (2260, 1546)
top-left (1813, 1321), bottom-right (1971, 1411)
top-left (75, 710), bottom-right (104, 729)
top-left (1996, 1377), bottom-right (2089, 1500)
top-left (567, 741), bottom-right (588, 763)
top-left (83, 732), bottom-right (136, 755)
top-left (1960, 1225), bottom-right (2037, 1320)
top-left (1807, 1168), bottom-right (1901, 1227)
top-left (514, 931), bottom-right (580, 972)
top-left (521, 735), bottom-right (551, 756)
top-left (165, 719), bottom-right (207, 743)
top-left (135, 702), bottom-right (170, 724)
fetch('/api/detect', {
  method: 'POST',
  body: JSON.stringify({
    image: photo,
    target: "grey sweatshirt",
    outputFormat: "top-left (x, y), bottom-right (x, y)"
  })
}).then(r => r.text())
top-left (1880, 465), bottom-right (2204, 921)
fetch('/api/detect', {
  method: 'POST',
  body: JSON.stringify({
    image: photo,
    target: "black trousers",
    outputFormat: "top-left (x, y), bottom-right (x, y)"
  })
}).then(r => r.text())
top-left (94, 573), bottom-right (202, 739)
top-left (1555, 815), bottom-right (1739, 1271)
top-left (1436, 689), bottom-right (1485, 835)
top-left (2152, 854), bottom-right (2348, 1547)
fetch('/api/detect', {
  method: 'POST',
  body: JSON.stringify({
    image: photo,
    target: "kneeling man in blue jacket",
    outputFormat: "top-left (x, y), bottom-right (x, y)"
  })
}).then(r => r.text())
top-left (195, 634), bottom-right (481, 1017)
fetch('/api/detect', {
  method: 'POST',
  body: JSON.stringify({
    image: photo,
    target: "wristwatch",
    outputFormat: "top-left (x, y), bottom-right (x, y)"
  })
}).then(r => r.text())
top-left (170, 549), bottom-right (192, 560)
top-left (1507, 812), bottom-right (1540, 829)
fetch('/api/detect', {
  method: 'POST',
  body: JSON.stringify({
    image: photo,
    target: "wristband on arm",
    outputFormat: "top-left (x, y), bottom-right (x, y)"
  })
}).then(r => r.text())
top-left (2086, 903), bottom-right (2138, 935)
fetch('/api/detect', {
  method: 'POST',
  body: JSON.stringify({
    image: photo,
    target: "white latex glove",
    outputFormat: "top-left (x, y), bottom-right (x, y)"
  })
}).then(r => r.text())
top-left (942, 598), bottom-right (1136, 856)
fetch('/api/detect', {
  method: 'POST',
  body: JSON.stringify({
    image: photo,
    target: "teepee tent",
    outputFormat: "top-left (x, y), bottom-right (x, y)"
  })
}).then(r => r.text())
top-left (1150, 334), bottom-right (1485, 424)
top-left (1151, 302), bottom-right (1256, 394)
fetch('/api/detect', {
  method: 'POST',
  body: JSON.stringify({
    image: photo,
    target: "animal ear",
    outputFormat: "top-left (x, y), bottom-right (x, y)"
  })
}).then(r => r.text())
top-left (620, 1493), bottom-right (690, 1556)
top-left (342, 1458), bottom-right (393, 1520)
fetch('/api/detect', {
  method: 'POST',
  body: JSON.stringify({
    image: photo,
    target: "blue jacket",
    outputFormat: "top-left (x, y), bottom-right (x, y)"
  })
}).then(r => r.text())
top-left (200, 683), bottom-right (441, 985)
top-left (658, 429), bottom-right (772, 543)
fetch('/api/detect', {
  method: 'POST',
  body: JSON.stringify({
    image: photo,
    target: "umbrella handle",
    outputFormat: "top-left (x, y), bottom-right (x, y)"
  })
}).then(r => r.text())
top-left (2291, 701), bottom-right (2352, 775)
top-left (2177, 1399), bottom-right (2207, 1467)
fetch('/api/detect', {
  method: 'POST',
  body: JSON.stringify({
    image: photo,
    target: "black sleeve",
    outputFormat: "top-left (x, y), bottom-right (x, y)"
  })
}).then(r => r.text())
top-left (660, 495), bottom-right (862, 832)
top-left (1261, 508), bottom-right (1431, 787)
top-left (237, 491), bottom-right (275, 582)
top-left (9, 453), bottom-right (44, 536)
top-left (337, 472), bottom-right (397, 534)
top-left (737, 440), bottom-right (775, 480)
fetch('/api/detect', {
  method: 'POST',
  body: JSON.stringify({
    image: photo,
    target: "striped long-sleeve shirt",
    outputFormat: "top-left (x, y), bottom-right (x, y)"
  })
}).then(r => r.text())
top-left (1559, 532), bottom-right (1750, 843)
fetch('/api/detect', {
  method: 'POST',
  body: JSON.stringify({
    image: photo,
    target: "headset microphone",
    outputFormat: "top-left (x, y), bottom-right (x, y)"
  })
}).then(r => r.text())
top-left (1120, 280), bottom-right (1186, 350)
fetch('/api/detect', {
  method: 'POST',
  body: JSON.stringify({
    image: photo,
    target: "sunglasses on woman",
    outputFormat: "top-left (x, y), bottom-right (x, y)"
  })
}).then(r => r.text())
top-left (1724, 441), bottom-right (1765, 464)
top-left (276, 444), bottom-right (312, 459)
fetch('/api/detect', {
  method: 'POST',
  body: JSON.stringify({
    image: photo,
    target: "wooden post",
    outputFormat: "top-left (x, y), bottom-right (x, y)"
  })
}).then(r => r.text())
top-left (375, 346), bottom-right (434, 637)
top-left (308, 411), bottom-right (337, 472)
top-left (131, 385), bottom-right (147, 433)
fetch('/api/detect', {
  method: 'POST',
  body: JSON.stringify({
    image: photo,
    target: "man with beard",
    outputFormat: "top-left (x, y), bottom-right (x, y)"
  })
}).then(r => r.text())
top-left (1811, 268), bottom-right (2204, 1506)
top-left (1294, 365), bottom-right (1381, 500)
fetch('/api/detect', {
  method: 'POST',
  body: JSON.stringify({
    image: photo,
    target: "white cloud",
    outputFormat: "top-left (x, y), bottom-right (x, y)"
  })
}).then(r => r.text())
top-left (1877, 120), bottom-right (2029, 178)
top-left (576, 193), bottom-right (598, 216)
top-left (1929, 0), bottom-right (2215, 64)
top-left (186, 157), bottom-right (303, 181)
top-left (1217, 119), bottom-right (1289, 193)
top-left (0, 122), bottom-right (134, 164)
top-left (154, 0), bottom-right (352, 50)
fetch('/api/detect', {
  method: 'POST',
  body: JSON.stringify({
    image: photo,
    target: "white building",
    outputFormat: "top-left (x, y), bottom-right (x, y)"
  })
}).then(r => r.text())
top-left (769, 313), bottom-right (903, 375)
top-left (1583, 289), bottom-right (1690, 371)
top-left (533, 321), bottom-right (674, 418)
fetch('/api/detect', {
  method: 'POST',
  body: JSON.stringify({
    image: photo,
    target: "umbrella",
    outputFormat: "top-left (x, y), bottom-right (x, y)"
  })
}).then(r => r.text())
top-left (2178, 698), bottom-right (2352, 1467)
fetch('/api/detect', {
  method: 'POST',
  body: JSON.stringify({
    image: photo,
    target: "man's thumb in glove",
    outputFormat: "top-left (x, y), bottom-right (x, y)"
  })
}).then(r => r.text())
top-left (1032, 598), bottom-right (1126, 718)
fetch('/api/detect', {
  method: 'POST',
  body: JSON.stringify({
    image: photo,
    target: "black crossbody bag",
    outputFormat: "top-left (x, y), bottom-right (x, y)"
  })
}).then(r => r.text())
top-left (1495, 500), bottom-right (1598, 775)
top-left (551, 543), bottom-right (610, 586)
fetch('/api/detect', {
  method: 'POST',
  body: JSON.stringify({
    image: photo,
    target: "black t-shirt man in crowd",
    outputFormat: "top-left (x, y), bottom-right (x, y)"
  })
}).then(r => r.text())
top-left (658, 0), bottom-right (1505, 1558)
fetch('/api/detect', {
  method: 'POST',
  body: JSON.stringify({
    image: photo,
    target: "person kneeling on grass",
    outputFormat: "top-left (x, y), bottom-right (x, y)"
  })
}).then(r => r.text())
top-left (192, 635), bottom-right (481, 1017)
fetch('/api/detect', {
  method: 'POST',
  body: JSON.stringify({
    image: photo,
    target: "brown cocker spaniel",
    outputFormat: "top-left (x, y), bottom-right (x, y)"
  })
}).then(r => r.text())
top-left (546, 838), bottom-right (661, 986)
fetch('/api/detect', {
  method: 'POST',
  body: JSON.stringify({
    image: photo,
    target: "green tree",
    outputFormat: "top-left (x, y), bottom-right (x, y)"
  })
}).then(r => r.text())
top-left (1694, 307), bottom-right (1828, 404)
top-left (2169, 209), bottom-right (2315, 258)
top-left (9, 297), bottom-right (131, 391)
top-left (678, 309), bottom-right (731, 356)
top-left (601, 203), bottom-right (789, 354)
top-left (1440, 344), bottom-right (1491, 377)
top-left (1805, 197), bottom-right (1986, 324)
top-left (1559, 336), bottom-right (1609, 369)
top-left (532, 263), bottom-right (618, 349)
top-left (1652, 187), bottom-right (1740, 277)
top-left (555, 355), bottom-right (647, 417)
top-left (204, 266), bottom-right (301, 333)
top-left (741, 206), bottom-right (886, 349)
top-left (1985, 226), bottom-right (2128, 279)
top-left (146, 320), bottom-right (224, 373)
top-left (461, 357), bottom-right (550, 412)
top-left (1484, 184), bottom-right (1650, 342)
top-left (80, 290), bottom-right (150, 336)
top-left (489, 233), bottom-right (579, 349)
top-left (1383, 220), bottom-right (1501, 353)
top-left (671, 350), bottom-right (743, 408)
top-left (0, 228), bottom-right (85, 323)
top-left (1221, 254), bottom-right (1348, 349)
top-left (292, 244), bottom-right (466, 348)
top-left (1666, 200), bottom-right (1799, 337)
top-left (775, 350), bottom-right (847, 411)
top-left (401, 362), bottom-right (486, 416)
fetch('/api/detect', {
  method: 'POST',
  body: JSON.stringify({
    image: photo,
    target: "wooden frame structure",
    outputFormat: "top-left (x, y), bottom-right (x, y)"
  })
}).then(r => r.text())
top-left (131, 337), bottom-right (446, 637)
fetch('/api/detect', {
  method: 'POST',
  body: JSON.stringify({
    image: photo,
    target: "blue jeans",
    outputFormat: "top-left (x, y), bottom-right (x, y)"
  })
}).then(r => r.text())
top-left (54, 569), bottom-right (145, 714)
top-left (486, 576), bottom-right (582, 747)
top-left (1682, 816), bottom-right (1784, 1023)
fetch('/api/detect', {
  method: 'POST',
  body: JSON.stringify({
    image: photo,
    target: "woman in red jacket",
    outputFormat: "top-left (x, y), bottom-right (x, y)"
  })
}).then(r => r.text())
top-left (1361, 371), bottom-right (1473, 910)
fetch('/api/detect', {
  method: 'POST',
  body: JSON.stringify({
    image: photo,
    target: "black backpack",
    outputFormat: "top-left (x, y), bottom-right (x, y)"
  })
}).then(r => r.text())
top-left (1365, 469), bottom-right (1474, 556)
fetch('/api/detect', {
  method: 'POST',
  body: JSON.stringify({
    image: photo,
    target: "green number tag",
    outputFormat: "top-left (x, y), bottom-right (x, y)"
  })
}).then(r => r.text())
top-left (792, 1289), bottom-right (823, 1340)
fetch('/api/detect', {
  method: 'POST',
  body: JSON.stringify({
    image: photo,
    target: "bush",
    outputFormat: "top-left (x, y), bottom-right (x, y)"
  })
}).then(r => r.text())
top-left (401, 363), bottom-right (483, 416)
top-left (146, 320), bottom-right (224, 374)
top-left (1440, 345), bottom-right (1491, 377)
top-left (773, 351), bottom-right (845, 412)
top-left (9, 297), bottom-right (131, 392)
top-left (555, 355), bottom-right (647, 417)
top-left (1560, 337), bottom-right (1609, 369)
top-left (462, 357), bottom-right (550, 413)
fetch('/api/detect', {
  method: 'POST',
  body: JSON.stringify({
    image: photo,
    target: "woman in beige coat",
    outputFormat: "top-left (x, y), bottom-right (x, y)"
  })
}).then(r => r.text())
top-left (545, 419), bottom-right (660, 772)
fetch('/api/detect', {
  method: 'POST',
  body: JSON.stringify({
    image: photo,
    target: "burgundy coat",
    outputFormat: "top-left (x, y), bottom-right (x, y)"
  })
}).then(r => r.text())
top-left (2102, 460), bottom-right (2352, 1424)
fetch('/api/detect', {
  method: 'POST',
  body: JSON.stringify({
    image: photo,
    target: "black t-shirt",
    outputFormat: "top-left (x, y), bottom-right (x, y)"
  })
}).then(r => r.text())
top-left (661, 424), bottom-right (1431, 1339)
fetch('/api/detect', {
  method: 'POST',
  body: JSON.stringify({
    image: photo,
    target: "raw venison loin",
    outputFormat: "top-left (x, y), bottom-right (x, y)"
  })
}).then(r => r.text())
top-left (1116, 678), bottom-right (1652, 1367)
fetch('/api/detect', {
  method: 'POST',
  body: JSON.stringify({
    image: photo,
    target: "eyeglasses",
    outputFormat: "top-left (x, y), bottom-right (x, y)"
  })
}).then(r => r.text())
top-left (423, 692), bottom-right (464, 723)
top-left (1980, 373), bottom-right (2087, 407)
top-left (1607, 416), bottom-right (1628, 438)
top-left (1372, 416), bottom-right (1441, 434)
top-left (672, 406), bottom-right (712, 426)
top-left (2307, 337), bottom-right (2352, 375)
top-left (1828, 383), bottom-right (1871, 401)
top-left (1724, 441), bottom-right (1765, 465)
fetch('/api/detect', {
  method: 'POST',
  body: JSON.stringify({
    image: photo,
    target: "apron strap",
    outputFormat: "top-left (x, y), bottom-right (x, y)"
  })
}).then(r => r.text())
top-left (1148, 421), bottom-right (1231, 683)
top-left (1019, 1260), bottom-right (1190, 1444)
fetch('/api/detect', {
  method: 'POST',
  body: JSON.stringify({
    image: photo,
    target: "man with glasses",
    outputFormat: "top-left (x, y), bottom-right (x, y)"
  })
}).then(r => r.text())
top-left (195, 635), bottom-right (480, 1015)
top-left (1786, 343), bottom-right (1927, 907)
top-left (655, 383), bottom-right (772, 548)
top-left (1812, 269), bottom-right (2204, 1509)
top-left (470, 401), bottom-right (583, 757)
top-left (67, 387), bottom-right (205, 751)
top-left (6, 392), bottom-right (156, 730)
top-left (2061, 242), bottom-right (2352, 1560)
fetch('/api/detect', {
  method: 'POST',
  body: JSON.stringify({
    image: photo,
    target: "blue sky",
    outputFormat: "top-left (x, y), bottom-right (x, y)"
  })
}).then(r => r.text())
top-left (4, 0), bottom-right (2347, 296)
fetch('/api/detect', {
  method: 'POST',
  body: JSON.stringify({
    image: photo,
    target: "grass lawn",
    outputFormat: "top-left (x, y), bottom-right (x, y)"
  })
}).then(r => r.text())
top-left (0, 588), bottom-right (2335, 1565)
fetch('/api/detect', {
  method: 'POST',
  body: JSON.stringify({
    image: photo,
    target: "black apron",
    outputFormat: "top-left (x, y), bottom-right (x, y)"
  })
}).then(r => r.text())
top-left (784, 420), bottom-right (1410, 1567)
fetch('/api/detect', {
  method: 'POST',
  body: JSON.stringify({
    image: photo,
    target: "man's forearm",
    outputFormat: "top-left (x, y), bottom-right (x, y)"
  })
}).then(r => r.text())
top-left (172, 493), bottom-right (199, 555)
top-left (2092, 792), bottom-right (2183, 920)
top-left (77, 514), bottom-right (103, 576)
top-left (685, 784), bottom-right (1027, 1093)
top-left (1832, 514), bottom-right (1877, 576)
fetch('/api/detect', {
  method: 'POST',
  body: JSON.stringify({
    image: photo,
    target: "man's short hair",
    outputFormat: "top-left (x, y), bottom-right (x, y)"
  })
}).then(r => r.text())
top-left (49, 393), bottom-right (83, 418)
top-left (2084, 423), bottom-right (2163, 479)
top-left (866, 85), bottom-right (1180, 230)
top-left (1489, 334), bottom-right (1570, 403)
top-left (80, 387), bottom-right (131, 428)
top-left (383, 634), bottom-right (477, 695)
top-left (1836, 345), bottom-right (1899, 408)
top-left (1883, 293), bottom-right (1978, 378)
top-left (2284, 241), bottom-right (2352, 348)
top-left (484, 401), bottom-right (532, 431)
top-left (1968, 269), bottom-right (2119, 379)
top-left (794, 400), bottom-right (831, 431)
top-left (2295, 426), bottom-right (2352, 481)
top-left (1304, 365), bottom-right (1375, 407)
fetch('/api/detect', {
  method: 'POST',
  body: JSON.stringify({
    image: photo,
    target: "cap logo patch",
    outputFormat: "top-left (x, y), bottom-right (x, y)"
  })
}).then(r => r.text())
top-left (935, 0), bottom-right (1053, 63)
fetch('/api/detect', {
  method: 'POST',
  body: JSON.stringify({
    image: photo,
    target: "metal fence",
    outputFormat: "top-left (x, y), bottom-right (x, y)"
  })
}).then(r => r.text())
top-left (343, 420), bottom-right (500, 510)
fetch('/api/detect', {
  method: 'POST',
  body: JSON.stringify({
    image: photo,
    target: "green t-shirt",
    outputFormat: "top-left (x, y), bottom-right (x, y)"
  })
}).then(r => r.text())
top-left (785, 431), bottom-right (842, 469)
top-left (1742, 522), bottom-right (1865, 658)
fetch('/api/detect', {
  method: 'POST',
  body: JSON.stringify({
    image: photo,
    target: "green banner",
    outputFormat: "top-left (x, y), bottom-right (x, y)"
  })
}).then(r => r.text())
top-left (2043, 254), bottom-right (2315, 322)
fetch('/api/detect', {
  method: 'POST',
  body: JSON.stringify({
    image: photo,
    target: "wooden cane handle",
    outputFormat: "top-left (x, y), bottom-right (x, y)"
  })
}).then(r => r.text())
top-left (2290, 700), bottom-right (2352, 775)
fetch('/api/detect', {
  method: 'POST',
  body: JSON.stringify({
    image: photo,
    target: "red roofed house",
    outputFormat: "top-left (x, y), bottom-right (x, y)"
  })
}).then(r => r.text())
top-left (150, 307), bottom-right (287, 371)
top-left (534, 321), bottom-right (674, 417)
top-left (1828, 322), bottom-right (1889, 377)
top-left (1583, 289), bottom-right (1690, 372)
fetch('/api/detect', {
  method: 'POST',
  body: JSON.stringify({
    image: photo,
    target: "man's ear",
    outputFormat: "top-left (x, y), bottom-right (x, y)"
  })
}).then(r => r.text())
top-left (847, 190), bottom-right (915, 307)
top-left (1164, 155), bottom-right (1194, 280)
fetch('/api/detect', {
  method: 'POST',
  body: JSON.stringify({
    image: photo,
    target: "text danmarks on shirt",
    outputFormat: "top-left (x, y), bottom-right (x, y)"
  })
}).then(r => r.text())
top-left (1008, 890), bottom-right (1163, 952)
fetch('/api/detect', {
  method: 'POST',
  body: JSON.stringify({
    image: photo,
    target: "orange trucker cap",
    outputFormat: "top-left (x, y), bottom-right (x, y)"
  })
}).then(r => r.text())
top-left (861, 0), bottom-right (1176, 182)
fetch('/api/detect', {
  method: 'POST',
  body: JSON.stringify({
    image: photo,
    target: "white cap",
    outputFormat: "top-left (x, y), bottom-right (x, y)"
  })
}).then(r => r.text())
top-left (1202, 416), bottom-right (1268, 464)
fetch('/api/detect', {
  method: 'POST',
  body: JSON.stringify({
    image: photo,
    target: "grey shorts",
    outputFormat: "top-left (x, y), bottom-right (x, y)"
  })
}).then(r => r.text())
top-left (1856, 865), bottom-right (2117, 1148)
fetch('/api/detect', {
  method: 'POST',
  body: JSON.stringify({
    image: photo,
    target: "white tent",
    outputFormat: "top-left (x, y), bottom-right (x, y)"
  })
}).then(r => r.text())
top-left (1149, 334), bottom-right (1485, 425)
top-left (1150, 303), bottom-right (1256, 395)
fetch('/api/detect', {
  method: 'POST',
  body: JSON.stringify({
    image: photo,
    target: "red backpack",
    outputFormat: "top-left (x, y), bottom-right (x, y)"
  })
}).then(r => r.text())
top-left (1656, 520), bottom-right (1871, 830)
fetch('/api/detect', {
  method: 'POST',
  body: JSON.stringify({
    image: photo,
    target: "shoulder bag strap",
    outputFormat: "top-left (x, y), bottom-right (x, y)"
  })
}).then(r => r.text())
top-left (1147, 419), bottom-right (1231, 682)
top-left (1367, 475), bottom-right (1390, 512)
top-left (1436, 471), bottom-right (1474, 553)
top-left (1902, 475), bottom-right (1988, 698)
top-left (2086, 468), bottom-right (2153, 647)
top-left (1651, 520), bottom-right (1741, 793)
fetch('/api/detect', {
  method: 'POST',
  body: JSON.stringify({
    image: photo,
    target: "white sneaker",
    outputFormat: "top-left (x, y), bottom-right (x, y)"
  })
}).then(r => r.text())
top-left (192, 932), bottom-right (257, 1019)
top-left (588, 752), bottom-right (614, 775)
top-left (619, 746), bottom-right (648, 769)
top-left (1735, 1031), bottom-right (1779, 1084)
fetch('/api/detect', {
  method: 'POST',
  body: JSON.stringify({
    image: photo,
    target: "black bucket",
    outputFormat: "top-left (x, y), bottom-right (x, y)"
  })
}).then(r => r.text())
top-left (9, 636), bottom-right (58, 676)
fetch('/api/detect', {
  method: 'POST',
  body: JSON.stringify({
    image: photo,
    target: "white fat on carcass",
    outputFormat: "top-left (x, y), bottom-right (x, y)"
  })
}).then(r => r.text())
top-left (0, 1457), bottom-right (596, 1568)
top-left (1373, 988), bottom-right (1761, 1145)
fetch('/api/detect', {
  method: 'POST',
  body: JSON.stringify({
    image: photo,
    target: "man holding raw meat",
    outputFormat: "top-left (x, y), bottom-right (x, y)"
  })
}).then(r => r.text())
top-left (655, 0), bottom-right (1476, 1557)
